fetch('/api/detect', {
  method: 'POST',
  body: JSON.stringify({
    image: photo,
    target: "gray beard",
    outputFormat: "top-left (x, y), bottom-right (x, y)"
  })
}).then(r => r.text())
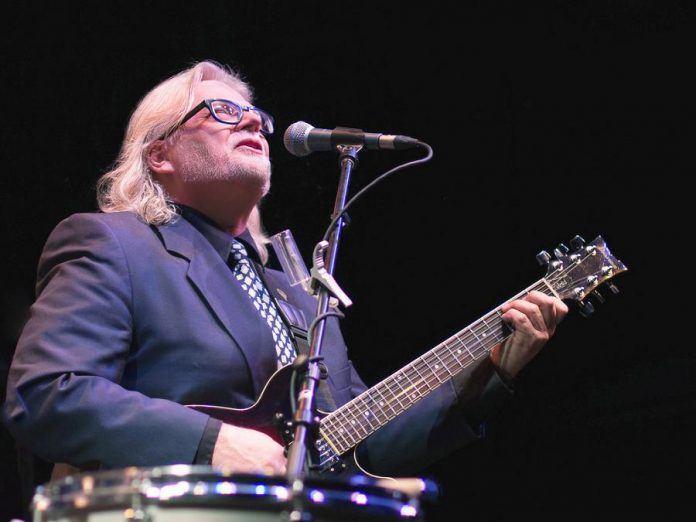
top-left (179, 141), bottom-right (271, 193)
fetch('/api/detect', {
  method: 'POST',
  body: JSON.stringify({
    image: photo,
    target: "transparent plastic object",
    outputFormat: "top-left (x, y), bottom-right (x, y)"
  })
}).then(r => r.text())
top-left (270, 229), bottom-right (311, 289)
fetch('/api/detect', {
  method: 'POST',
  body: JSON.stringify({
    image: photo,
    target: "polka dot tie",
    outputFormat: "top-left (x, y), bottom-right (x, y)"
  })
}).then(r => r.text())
top-left (230, 240), bottom-right (296, 367)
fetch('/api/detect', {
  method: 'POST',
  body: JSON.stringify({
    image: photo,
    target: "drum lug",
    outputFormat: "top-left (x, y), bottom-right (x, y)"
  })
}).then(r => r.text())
top-left (124, 507), bottom-right (151, 522)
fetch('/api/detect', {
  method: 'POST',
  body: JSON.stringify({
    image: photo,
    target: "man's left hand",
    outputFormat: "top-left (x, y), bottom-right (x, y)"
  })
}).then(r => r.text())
top-left (489, 290), bottom-right (569, 382)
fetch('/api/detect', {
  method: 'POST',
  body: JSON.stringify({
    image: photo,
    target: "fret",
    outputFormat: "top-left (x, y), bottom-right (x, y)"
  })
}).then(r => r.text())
top-left (480, 334), bottom-right (498, 352)
top-left (325, 423), bottom-right (351, 453)
top-left (412, 359), bottom-right (436, 390)
top-left (330, 414), bottom-right (357, 454)
top-left (365, 389), bottom-right (390, 426)
top-left (345, 408), bottom-right (370, 439)
top-left (356, 394), bottom-right (378, 431)
top-left (418, 353), bottom-right (441, 385)
top-left (322, 427), bottom-right (348, 456)
top-left (318, 415), bottom-right (338, 441)
top-left (374, 384), bottom-right (399, 419)
top-left (422, 351), bottom-right (449, 384)
top-left (368, 387), bottom-right (391, 424)
top-left (488, 322), bottom-right (507, 346)
top-left (442, 340), bottom-right (465, 369)
top-left (480, 314), bottom-right (492, 333)
top-left (401, 366), bottom-right (423, 404)
top-left (495, 310), bottom-right (511, 340)
top-left (539, 279), bottom-right (557, 298)
top-left (466, 326), bottom-right (486, 356)
top-left (360, 396), bottom-right (379, 426)
top-left (483, 314), bottom-right (503, 339)
top-left (319, 422), bottom-right (348, 454)
top-left (389, 372), bottom-right (413, 409)
top-left (431, 346), bottom-right (456, 377)
top-left (493, 308), bottom-right (505, 337)
top-left (454, 331), bottom-right (477, 360)
top-left (473, 318), bottom-right (494, 350)
top-left (485, 312), bottom-right (507, 348)
top-left (332, 408), bottom-right (360, 446)
top-left (452, 340), bottom-right (470, 362)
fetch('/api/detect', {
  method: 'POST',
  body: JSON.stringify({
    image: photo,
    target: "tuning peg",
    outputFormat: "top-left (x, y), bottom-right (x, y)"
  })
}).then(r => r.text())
top-left (536, 250), bottom-right (552, 266)
top-left (570, 235), bottom-right (585, 250)
top-left (591, 289), bottom-right (605, 304)
top-left (605, 282), bottom-right (620, 295)
top-left (554, 245), bottom-right (569, 259)
top-left (578, 301), bottom-right (595, 318)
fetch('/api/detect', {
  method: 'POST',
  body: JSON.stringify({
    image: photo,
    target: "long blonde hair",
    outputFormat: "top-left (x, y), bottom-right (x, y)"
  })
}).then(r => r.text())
top-left (96, 60), bottom-right (270, 262)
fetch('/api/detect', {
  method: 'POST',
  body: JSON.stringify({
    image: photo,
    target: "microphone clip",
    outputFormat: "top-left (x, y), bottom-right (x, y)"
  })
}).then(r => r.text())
top-left (309, 241), bottom-right (352, 308)
top-left (332, 127), bottom-right (368, 147)
top-left (335, 142), bottom-right (362, 167)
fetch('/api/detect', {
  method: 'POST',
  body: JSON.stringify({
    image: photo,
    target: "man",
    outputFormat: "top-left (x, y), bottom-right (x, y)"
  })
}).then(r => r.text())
top-left (3, 60), bottom-right (567, 480)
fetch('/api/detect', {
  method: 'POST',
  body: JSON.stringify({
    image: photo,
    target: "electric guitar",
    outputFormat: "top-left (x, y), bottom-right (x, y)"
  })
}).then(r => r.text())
top-left (189, 235), bottom-right (627, 473)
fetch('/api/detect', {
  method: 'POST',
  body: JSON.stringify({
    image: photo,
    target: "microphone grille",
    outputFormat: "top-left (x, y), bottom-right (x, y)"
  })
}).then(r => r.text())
top-left (283, 121), bottom-right (314, 157)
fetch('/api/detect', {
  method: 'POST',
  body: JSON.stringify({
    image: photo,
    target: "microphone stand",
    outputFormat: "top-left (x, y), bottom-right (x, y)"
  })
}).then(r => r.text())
top-left (285, 145), bottom-right (360, 491)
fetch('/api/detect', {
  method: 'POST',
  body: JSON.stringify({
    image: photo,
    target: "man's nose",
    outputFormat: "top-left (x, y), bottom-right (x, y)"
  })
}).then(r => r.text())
top-left (236, 108), bottom-right (263, 133)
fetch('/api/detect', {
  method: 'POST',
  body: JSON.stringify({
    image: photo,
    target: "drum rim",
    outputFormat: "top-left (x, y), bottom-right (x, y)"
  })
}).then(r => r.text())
top-left (33, 465), bottom-right (422, 518)
top-left (37, 464), bottom-right (413, 493)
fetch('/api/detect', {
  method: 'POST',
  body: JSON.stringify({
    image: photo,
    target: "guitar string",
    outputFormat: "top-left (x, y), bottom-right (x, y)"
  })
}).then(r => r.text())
top-left (321, 280), bottom-right (555, 453)
top-left (321, 317), bottom-right (499, 446)
top-left (320, 280), bottom-right (552, 449)
top-left (321, 246), bottom-right (611, 454)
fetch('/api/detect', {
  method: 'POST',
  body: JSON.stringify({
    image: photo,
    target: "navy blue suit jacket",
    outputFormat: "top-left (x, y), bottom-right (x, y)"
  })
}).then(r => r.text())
top-left (4, 212), bottom-right (503, 475)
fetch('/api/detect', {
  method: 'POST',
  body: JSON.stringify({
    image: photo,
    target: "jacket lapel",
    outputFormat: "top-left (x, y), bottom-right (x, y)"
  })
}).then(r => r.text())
top-left (155, 217), bottom-right (277, 398)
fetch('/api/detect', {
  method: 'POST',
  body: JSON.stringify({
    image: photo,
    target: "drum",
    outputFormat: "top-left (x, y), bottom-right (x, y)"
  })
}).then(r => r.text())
top-left (32, 465), bottom-right (434, 521)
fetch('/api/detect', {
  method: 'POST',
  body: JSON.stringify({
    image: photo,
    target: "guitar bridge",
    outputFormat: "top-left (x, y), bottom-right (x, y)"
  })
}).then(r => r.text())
top-left (276, 414), bottom-right (343, 472)
top-left (314, 436), bottom-right (344, 473)
top-left (274, 412), bottom-right (296, 447)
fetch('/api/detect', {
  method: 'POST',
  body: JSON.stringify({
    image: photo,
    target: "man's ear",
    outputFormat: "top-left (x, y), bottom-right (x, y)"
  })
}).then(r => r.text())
top-left (147, 141), bottom-right (175, 176)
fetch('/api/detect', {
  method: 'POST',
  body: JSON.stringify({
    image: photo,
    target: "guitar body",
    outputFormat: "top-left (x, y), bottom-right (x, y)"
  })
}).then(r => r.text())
top-left (189, 365), bottom-right (296, 446)
top-left (188, 366), bottom-right (352, 474)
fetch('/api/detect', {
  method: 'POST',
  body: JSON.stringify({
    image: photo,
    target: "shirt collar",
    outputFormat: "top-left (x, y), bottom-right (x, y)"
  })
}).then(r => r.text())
top-left (176, 204), bottom-right (262, 265)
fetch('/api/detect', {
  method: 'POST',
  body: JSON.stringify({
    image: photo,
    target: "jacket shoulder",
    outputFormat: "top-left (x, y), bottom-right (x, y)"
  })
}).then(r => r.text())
top-left (58, 211), bottom-right (148, 229)
top-left (49, 211), bottom-right (159, 243)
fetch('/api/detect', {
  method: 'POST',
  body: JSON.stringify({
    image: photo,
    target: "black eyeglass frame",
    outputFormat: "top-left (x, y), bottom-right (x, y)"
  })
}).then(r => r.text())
top-left (159, 98), bottom-right (275, 140)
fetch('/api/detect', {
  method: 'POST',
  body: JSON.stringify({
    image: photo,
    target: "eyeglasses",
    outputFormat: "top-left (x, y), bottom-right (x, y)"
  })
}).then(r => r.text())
top-left (159, 98), bottom-right (275, 140)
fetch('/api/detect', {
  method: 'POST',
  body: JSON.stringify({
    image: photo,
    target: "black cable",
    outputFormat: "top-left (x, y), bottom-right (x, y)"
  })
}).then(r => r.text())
top-left (307, 309), bottom-right (345, 345)
top-left (288, 146), bottom-right (433, 473)
top-left (288, 309), bottom-right (346, 415)
top-left (321, 142), bottom-right (434, 243)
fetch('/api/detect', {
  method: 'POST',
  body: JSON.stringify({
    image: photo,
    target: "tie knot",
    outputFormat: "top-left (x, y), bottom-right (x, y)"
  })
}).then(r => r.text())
top-left (230, 240), bottom-right (249, 263)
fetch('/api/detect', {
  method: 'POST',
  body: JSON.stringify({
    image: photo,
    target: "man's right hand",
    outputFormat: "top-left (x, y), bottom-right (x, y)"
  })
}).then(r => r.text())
top-left (211, 423), bottom-right (287, 474)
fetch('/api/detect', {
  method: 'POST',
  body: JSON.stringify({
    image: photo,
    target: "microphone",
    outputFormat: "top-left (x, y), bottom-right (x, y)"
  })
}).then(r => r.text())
top-left (283, 121), bottom-right (422, 157)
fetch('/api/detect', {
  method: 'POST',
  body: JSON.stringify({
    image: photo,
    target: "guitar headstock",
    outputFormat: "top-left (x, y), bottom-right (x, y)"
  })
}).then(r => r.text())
top-left (539, 235), bottom-right (627, 316)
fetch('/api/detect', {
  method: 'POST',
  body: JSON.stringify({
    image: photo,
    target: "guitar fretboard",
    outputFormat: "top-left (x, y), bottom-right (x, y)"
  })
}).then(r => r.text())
top-left (319, 278), bottom-right (557, 456)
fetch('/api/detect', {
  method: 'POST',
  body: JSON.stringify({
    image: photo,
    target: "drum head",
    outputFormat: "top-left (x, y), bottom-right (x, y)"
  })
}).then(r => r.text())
top-left (33, 465), bottom-right (429, 521)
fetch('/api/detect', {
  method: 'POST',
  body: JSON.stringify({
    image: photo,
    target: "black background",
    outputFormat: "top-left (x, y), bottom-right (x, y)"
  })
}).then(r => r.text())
top-left (1, 2), bottom-right (693, 520)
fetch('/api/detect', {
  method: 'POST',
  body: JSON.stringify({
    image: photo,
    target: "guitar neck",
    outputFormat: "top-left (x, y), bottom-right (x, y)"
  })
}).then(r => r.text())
top-left (319, 278), bottom-right (558, 456)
